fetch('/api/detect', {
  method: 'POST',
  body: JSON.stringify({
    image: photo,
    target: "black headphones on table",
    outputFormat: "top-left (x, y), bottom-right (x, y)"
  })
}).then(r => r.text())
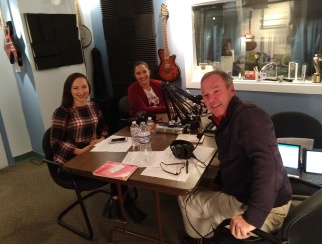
top-left (170, 140), bottom-right (195, 159)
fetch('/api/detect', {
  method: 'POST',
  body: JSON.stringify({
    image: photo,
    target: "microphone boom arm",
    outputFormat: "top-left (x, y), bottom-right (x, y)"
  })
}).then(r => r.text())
top-left (161, 82), bottom-right (205, 131)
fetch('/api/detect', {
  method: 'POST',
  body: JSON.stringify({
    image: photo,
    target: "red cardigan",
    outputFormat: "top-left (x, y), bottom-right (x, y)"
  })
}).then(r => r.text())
top-left (128, 79), bottom-right (166, 117)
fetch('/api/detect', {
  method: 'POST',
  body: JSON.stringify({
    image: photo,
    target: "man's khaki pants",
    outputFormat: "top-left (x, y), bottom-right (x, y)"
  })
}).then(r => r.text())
top-left (178, 188), bottom-right (291, 238)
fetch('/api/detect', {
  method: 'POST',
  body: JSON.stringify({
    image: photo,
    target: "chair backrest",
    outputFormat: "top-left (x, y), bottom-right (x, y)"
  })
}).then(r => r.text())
top-left (271, 111), bottom-right (322, 148)
top-left (281, 188), bottom-right (322, 244)
top-left (42, 128), bottom-right (66, 184)
top-left (42, 128), bottom-right (106, 191)
top-left (42, 128), bottom-right (54, 160)
top-left (42, 128), bottom-right (80, 189)
top-left (119, 96), bottom-right (130, 119)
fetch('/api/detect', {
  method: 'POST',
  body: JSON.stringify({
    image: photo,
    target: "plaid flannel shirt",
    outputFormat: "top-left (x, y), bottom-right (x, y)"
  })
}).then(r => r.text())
top-left (51, 101), bottom-right (108, 164)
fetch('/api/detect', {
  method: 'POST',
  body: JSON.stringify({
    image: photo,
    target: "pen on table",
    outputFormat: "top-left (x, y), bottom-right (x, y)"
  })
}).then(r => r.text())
top-left (186, 160), bottom-right (189, 173)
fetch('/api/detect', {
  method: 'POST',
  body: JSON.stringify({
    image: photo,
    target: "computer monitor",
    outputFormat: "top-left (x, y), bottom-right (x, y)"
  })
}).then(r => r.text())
top-left (303, 149), bottom-right (322, 174)
top-left (278, 143), bottom-right (301, 169)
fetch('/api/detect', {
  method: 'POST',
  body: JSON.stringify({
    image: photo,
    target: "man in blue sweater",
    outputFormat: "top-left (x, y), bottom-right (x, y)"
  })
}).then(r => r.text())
top-left (178, 70), bottom-right (292, 243)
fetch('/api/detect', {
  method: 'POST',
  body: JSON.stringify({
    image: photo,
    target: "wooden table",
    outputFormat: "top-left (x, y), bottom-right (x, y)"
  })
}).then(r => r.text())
top-left (64, 124), bottom-right (216, 243)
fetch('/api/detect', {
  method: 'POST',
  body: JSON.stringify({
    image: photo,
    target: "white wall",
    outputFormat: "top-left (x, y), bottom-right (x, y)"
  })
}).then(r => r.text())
top-left (0, 0), bottom-right (30, 163)
top-left (0, 130), bottom-right (9, 169)
top-left (0, 0), bottom-right (90, 165)
top-left (17, 0), bottom-right (87, 129)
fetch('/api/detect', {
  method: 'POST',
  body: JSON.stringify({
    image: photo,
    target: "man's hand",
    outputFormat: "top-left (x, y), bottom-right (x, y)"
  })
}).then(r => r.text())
top-left (230, 215), bottom-right (256, 239)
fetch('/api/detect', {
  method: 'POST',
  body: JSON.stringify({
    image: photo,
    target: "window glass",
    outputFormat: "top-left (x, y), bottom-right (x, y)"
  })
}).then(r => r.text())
top-left (193, 0), bottom-right (322, 80)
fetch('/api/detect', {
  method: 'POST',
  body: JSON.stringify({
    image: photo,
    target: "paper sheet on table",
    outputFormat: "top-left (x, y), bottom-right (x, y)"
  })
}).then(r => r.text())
top-left (176, 134), bottom-right (205, 144)
top-left (140, 145), bottom-right (215, 181)
top-left (121, 145), bottom-right (212, 168)
top-left (122, 151), bottom-right (160, 168)
top-left (122, 148), bottom-right (180, 168)
top-left (91, 136), bottom-right (132, 152)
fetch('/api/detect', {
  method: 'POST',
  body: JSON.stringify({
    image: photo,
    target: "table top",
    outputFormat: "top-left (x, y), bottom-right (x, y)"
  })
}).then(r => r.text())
top-left (64, 119), bottom-right (216, 196)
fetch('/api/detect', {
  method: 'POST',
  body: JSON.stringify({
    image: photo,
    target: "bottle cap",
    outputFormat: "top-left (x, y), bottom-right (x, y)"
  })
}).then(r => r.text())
top-left (148, 117), bottom-right (152, 120)
top-left (132, 121), bottom-right (136, 124)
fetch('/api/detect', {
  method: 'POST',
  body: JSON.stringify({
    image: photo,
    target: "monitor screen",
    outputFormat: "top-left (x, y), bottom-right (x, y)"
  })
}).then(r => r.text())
top-left (278, 143), bottom-right (301, 169)
top-left (304, 149), bottom-right (322, 174)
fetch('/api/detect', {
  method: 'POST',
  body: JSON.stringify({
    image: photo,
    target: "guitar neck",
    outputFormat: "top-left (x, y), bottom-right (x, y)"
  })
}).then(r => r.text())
top-left (248, 11), bottom-right (252, 35)
top-left (161, 15), bottom-right (169, 60)
top-left (74, 0), bottom-right (83, 27)
top-left (0, 5), bottom-right (6, 30)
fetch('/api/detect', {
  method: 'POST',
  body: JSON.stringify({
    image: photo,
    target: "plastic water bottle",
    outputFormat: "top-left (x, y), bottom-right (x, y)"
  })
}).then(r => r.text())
top-left (138, 122), bottom-right (152, 165)
top-left (147, 117), bottom-right (155, 132)
top-left (130, 121), bottom-right (139, 148)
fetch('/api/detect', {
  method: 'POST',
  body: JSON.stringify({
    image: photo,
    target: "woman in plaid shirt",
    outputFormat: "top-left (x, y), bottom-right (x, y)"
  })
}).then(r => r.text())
top-left (51, 73), bottom-right (147, 223)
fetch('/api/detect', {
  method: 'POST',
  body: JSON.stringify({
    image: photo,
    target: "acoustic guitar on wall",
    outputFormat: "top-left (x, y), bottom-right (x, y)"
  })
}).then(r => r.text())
top-left (75, 0), bottom-right (92, 49)
top-left (158, 4), bottom-right (180, 82)
top-left (246, 10), bottom-right (257, 51)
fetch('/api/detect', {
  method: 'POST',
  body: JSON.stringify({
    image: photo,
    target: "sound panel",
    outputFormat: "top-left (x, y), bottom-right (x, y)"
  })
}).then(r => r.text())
top-left (24, 13), bottom-right (83, 70)
top-left (100, 0), bottom-right (157, 99)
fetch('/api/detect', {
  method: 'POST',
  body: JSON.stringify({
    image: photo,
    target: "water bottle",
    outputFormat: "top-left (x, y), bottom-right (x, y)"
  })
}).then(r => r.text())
top-left (147, 117), bottom-right (155, 132)
top-left (130, 121), bottom-right (139, 148)
top-left (138, 122), bottom-right (152, 165)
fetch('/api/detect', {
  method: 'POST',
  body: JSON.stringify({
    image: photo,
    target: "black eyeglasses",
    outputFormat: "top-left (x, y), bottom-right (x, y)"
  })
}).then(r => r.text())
top-left (160, 161), bottom-right (186, 175)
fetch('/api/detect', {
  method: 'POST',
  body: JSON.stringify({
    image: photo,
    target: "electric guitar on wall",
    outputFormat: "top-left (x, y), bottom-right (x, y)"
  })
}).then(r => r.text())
top-left (0, 5), bottom-right (22, 66)
top-left (158, 4), bottom-right (180, 82)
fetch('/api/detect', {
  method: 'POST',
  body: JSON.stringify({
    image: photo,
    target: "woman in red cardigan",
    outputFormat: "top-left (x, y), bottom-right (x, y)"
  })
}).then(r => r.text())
top-left (128, 61), bottom-right (166, 117)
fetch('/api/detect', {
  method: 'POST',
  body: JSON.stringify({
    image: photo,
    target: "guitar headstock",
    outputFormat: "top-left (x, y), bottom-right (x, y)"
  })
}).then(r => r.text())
top-left (160, 3), bottom-right (168, 17)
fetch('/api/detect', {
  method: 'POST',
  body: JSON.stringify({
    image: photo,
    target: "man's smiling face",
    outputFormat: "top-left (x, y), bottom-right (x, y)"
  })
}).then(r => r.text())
top-left (201, 74), bottom-right (235, 118)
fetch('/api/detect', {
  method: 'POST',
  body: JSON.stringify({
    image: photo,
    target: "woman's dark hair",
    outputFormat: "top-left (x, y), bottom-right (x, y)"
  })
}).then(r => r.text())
top-left (61, 73), bottom-right (91, 108)
top-left (133, 61), bottom-right (149, 72)
top-left (201, 70), bottom-right (233, 88)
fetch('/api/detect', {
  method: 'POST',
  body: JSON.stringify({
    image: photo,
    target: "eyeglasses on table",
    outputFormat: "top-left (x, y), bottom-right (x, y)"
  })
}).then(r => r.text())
top-left (160, 161), bottom-right (188, 175)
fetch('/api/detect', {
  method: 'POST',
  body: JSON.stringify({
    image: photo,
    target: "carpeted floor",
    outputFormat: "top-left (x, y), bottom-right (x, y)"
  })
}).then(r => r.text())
top-left (0, 158), bottom-right (218, 244)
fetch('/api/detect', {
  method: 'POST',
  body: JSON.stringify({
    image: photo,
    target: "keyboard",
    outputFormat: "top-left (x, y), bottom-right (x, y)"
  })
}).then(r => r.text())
top-left (301, 173), bottom-right (322, 185)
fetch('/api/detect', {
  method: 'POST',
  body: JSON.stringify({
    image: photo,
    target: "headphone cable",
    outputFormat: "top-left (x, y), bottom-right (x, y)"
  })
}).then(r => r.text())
top-left (184, 189), bottom-right (214, 239)
top-left (193, 132), bottom-right (204, 150)
top-left (191, 132), bottom-right (207, 167)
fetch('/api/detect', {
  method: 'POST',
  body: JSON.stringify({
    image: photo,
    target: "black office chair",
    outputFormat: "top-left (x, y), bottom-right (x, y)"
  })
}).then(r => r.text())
top-left (118, 95), bottom-right (130, 129)
top-left (214, 187), bottom-right (322, 244)
top-left (42, 128), bottom-right (110, 240)
top-left (271, 111), bottom-right (322, 149)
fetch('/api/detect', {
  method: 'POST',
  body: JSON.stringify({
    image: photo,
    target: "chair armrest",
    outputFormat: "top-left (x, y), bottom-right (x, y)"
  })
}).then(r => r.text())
top-left (43, 159), bottom-right (79, 189)
top-left (43, 158), bottom-right (73, 175)
top-left (216, 219), bottom-right (281, 244)
top-left (251, 228), bottom-right (280, 244)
